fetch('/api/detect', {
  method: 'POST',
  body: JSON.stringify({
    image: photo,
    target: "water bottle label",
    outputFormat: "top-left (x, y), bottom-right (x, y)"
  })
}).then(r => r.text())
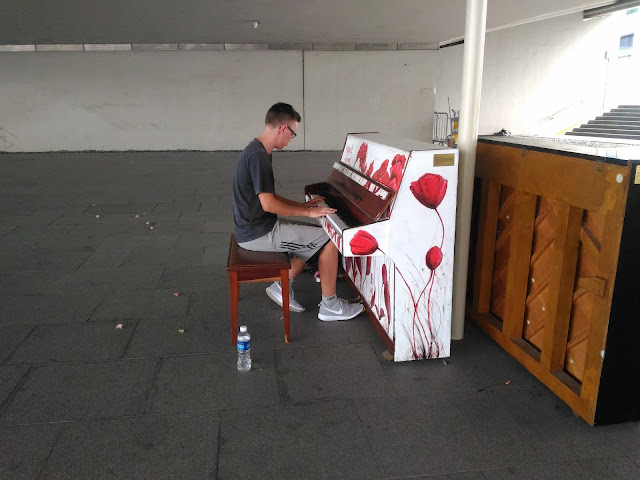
top-left (237, 340), bottom-right (250, 351)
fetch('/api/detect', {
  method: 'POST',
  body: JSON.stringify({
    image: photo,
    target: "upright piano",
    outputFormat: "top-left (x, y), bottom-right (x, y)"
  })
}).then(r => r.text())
top-left (305, 133), bottom-right (459, 361)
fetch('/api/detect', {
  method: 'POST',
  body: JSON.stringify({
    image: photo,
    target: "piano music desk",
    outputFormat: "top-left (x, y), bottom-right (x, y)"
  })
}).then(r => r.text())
top-left (226, 235), bottom-right (291, 344)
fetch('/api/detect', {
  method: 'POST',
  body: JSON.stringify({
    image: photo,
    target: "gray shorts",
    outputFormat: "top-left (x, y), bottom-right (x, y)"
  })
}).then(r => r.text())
top-left (238, 219), bottom-right (329, 262)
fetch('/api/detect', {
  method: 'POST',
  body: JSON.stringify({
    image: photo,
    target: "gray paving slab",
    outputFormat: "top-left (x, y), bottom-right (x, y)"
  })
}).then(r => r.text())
top-left (0, 250), bottom-right (92, 273)
top-left (0, 423), bottom-right (63, 480)
top-left (119, 246), bottom-right (204, 267)
top-left (39, 412), bottom-right (219, 480)
top-left (90, 288), bottom-right (190, 321)
top-left (83, 203), bottom-right (158, 214)
top-left (78, 248), bottom-right (131, 268)
top-left (482, 456), bottom-right (640, 480)
top-left (202, 245), bottom-right (231, 264)
top-left (395, 473), bottom-right (487, 480)
top-left (157, 264), bottom-right (224, 289)
top-left (176, 232), bottom-right (231, 248)
top-left (217, 399), bottom-right (381, 480)
top-left (55, 266), bottom-right (164, 291)
top-left (124, 316), bottom-right (222, 358)
top-left (30, 231), bottom-right (108, 253)
top-left (98, 233), bottom-right (181, 250)
top-left (0, 358), bottom-right (159, 425)
top-left (0, 366), bottom-right (29, 406)
top-left (0, 227), bottom-right (15, 237)
top-left (147, 350), bottom-right (280, 414)
top-left (0, 290), bottom-right (106, 326)
top-left (6, 321), bottom-right (136, 365)
top-left (355, 391), bottom-right (541, 478)
top-left (487, 383), bottom-right (640, 462)
top-left (0, 325), bottom-right (35, 364)
top-left (275, 343), bottom-right (395, 403)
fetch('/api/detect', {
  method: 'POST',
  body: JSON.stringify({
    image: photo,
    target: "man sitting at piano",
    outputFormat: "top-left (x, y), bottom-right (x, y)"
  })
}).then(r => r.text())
top-left (232, 102), bottom-right (364, 321)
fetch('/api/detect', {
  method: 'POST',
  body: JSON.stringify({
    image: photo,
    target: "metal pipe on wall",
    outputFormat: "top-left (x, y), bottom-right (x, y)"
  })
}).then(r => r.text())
top-left (451, 0), bottom-right (487, 340)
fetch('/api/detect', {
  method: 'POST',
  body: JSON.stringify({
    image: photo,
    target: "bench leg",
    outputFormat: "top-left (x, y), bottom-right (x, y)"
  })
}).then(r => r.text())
top-left (229, 271), bottom-right (239, 346)
top-left (281, 269), bottom-right (290, 343)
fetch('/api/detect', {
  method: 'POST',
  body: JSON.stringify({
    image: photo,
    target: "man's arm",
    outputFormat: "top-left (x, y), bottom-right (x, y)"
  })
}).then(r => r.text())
top-left (259, 193), bottom-right (335, 218)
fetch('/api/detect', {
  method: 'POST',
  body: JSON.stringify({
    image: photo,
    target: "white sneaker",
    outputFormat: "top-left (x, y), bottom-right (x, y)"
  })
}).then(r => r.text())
top-left (318, 298), bottom-right (364, 321)
top-left (265, 281), bottom-right (305, 313)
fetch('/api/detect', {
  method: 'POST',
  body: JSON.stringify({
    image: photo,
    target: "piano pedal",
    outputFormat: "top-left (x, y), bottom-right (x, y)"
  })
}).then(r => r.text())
top-left (347, 294), bottom-right (362, 304)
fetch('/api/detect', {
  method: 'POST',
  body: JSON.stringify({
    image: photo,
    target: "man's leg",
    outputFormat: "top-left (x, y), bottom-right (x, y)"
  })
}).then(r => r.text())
top-left (289, 256), bottom-right (307, 280)
top-left (317, 241), bottom-right (338, 297)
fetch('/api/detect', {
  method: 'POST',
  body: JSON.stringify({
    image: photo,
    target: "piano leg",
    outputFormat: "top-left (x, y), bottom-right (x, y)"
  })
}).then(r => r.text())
top-left (228, 270), bottom-right (239, 346)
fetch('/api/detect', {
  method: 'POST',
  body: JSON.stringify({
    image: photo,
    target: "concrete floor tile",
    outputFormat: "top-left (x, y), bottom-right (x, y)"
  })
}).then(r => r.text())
top-left (90, 288), bottom-right (190, 321)
top-left (0, 326), bottom-right (34, 363)
top-left (0, 250), bottom-right (92, 273)
top-left (487, 383), bottom-right (640, 462)
top-left (0, 366), bottom-right (29, 406)
top-left (119, 246), bottom-right (204, 267)
top-left (124, 316), bottom-right (222, 358)
top-left (355, 391), bottom-right (540, 477)
top-left (483, 456), bottom-right (640, 480)
top-left (218, 399), bottom-right (381, 480)
top-left (0, 423), bottom-right (63, 480)
top-left (38, 412), bottom-right (219, 480)
top-left (157, 264), bottom-right (224, 289)
top-left (148, 351), bottom-right (280, 413)
top-left (275, 344), bottom-right (395, 403)
top-left (6, 321), bottom-right (136, 365)
top-left (0, 359), bottom-right (159, 425)
top-left (0, 291), bottom-right (106, 326)
top-left (55, 265), bottom-right (164, 291)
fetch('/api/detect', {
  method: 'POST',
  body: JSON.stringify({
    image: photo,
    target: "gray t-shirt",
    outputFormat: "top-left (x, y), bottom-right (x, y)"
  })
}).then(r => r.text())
top-left (232, 138), bottom-right (278, 242)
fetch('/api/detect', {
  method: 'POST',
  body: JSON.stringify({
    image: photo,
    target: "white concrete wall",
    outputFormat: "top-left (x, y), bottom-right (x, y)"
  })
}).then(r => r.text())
top-left (0, 49), bottom-right (435, 152)
top-left (304, 51), bottom-right (437, 150)
top-left (436, 12), bottom-right (617, 136)
top-left (0, 51), bottom-right (303, 151)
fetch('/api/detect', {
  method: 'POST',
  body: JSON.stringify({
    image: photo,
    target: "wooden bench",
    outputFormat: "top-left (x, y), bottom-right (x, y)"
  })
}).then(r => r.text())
top-left (226, 234), bottom-right (291, 345)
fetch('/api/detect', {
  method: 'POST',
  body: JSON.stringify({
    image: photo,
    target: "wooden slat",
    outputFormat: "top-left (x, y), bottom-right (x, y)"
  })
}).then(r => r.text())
top-left (580, 210), bottom-right (628, 413)
top-left (490, 186), bottom-right (514, 321)
top-left (502, 191), bottom-right (537, 339)
top-left (540, 203), bottom-right (583, 371)
top-left (565, 211), bottom-right (604, 381)
top-left (472, 180), bottom-right (500, 313)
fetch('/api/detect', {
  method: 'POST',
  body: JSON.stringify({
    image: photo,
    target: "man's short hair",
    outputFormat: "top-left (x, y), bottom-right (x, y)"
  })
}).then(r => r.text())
top-left (265, 102), bottom-right (301, 127)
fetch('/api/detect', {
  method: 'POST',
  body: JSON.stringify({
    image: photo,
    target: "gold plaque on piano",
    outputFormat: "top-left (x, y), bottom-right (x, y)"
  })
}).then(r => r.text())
top-left (433, 153), bottom-right (455, 167)
top-left (635, 166), bottom-right (640, 184)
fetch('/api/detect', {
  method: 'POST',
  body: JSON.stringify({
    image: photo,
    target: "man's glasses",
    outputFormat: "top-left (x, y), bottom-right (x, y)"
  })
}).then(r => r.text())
top-left (286, 125), bottom-right (297, 139)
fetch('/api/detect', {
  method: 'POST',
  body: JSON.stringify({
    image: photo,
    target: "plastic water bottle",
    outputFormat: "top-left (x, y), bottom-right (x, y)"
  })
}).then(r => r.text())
top-left (237, 325), bottom-right (251, 372)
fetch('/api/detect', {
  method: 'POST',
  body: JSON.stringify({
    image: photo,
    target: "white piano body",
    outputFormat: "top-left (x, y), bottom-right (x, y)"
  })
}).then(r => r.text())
top-left (305, 133), bottom-right (459, 361)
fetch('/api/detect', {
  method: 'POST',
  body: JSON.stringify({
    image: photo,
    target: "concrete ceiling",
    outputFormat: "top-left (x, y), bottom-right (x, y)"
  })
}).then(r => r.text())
top-left (1, 0), bottom-right (613, 45)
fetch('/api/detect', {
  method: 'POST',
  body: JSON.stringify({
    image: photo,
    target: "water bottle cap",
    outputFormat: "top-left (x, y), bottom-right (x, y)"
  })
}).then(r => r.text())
top-left (239, 325), bottom-right (247, 333)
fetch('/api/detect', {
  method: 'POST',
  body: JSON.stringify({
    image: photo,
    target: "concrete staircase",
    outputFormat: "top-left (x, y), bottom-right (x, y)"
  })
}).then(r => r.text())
top-left (566, 105), bottom-right (640, 141)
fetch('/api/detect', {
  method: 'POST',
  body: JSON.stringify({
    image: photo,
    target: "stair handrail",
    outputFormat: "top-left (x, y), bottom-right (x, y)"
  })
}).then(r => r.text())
top-left (546, 99), bottom-right (585, 120)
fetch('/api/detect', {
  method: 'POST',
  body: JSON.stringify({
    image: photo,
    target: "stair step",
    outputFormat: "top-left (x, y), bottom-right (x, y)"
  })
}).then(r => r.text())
top-left (588, 120), bottom-right (640, 126)
top-left (566, 131), bottom-right (640, 140)
top-left (618, 105), bottom-right (640, 109)
top-left (578, 123), bottom-right (640, 132)
top-left (600, 114), bottom-right (640, 120)
top-left (611, 108), bottom-right (640, 114)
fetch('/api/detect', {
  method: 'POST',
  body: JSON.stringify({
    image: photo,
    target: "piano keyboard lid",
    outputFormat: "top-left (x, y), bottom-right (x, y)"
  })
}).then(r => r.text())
top-left (328, 161), bottom-right (396, 223)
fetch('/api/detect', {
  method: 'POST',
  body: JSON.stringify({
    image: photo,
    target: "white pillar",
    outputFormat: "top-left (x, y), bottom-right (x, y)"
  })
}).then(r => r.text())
top-left (451, 0), bottom-right (487, 340)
